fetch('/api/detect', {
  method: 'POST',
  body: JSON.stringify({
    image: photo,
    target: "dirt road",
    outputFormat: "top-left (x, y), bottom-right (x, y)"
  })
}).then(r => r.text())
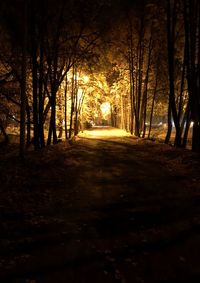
top-left (1, 127), bottom-right (200, 282)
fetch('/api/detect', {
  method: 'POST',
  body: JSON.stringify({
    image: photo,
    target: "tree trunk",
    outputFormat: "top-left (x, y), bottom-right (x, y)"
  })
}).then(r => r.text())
top-left (142, 33), bottom-right (153, 138)
top-left (182, 108), bottom-right (191, 148)
top-left (47, 94), bottom-right (57, 145)
top-left (0, 120), bottom-right (9, 144)
top-left (64, 73), bottom-right (68, 140)
top-left (148, 71), bottom-right (158, 139)
top-left (129, 60), bottom-right (134, 134)
top-left (19, 0), bottom-right (27, 158)
top-left (183, 0), bottom-right (200, 151)
top-left (26, 99), bottom-right (31, 146)
top-left (38, 0), bottom-right (45, 148)
top-left (137, 15), bottom-right (145, 136)
top-left (167, 0), bottom-right (182, 147)
top-left (30, 0), bottom-right (39, 150)
top-left (165, 102), bottom-right (172, 144)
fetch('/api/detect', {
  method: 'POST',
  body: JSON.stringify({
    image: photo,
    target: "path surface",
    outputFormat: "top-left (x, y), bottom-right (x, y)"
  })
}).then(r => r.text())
top-left (1, 127), bottom-right (200, 283)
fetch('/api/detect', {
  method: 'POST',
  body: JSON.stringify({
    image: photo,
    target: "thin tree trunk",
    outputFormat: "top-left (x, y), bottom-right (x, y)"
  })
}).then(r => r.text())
top-left (30, 0), bottom-right (39, 150)
top-left (182, 108), bottom-right (191, 148)
top-left (129, 60), bottom-right (134, 134)
top-left (19, 0), bottom-right (27, 158)
top-left (38, 0), bottom-right (45, 148)
top-left (142, 33), bottom-right (153, 138)
top-left (64, 73), bottom-right (68, 140)
top-left (0, 121), bottom-right (9, 144)
top-left (165, 102), bottom-right (172, 144)
top-left (121, 94), bottom-right (125, 130)
top-left (47, 93), bottom-right (57, 145)
top-left (184, 0), bottom-right (200, 151)
top-left (178, 45), bottom-right (187, 123)
top-left (74, 71), bottom-right (79, 136)
top-left (137, 16), bottom-right (145, 136)
top-left (167, 0), bottom-right (182, 147)
top-left (69, 65), bottom-right (75, 139)
top-left (127, 18), bottom-right (136, 135)
top-left (148, 71), bottom-right (158, 139)
top-left (26, 99), bottom-right (31, 146)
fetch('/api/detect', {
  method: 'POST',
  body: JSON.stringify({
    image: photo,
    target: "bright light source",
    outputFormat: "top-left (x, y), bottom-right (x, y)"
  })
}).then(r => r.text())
top-left (77, 89), bottom-right (83, 102)
top-left (100, 102), bottom-right (111, 118)
top-left (190, 121), bottom-right (194, 128)
top-left (83, 76), bottom-right (89, 83)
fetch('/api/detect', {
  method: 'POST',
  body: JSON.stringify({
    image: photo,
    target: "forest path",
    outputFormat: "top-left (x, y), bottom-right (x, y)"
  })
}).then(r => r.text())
top-left (1, 127), bottom-right (200, 282)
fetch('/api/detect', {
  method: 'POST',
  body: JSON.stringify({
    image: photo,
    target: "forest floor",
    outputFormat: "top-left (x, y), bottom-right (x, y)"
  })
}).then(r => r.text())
top-left (0, 127), bottom-right (200, 283)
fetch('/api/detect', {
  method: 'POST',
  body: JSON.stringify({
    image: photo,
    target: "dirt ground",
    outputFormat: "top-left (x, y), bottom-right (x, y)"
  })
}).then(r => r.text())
top-left (0, 127), bottom-right (200, 283)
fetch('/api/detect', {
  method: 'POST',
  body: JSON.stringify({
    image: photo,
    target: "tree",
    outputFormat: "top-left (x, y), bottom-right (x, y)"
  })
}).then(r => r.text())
top-left (184, 0), bottom-right (200, 151)
top-left (19, 0), bottom-right (27, 158)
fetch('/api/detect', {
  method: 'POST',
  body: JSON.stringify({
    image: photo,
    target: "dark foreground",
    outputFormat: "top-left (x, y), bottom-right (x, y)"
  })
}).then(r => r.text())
top-left (0, 128), bottom-right (200, 283)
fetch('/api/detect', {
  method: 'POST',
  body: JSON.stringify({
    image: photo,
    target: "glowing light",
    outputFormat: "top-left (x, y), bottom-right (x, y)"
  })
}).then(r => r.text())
top-left (77, 89), bottom-right (83, 102)
top-left (116, 94), bottom-right (120, 99)
top-left (79, 127), bottom-right (131, 138)
top-left (100, 102), bottom-right (111, 118)
top-left (83, 76), bottom-right (89, 83)
top-left (190, 121), bottom-right (194, 128)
